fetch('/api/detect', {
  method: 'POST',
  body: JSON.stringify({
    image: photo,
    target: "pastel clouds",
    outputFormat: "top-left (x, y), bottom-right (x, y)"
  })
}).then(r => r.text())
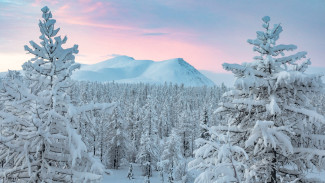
top-left (0, 0), bottom-right (324, 73)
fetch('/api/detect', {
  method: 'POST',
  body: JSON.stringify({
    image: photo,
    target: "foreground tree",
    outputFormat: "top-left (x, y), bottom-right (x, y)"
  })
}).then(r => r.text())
top-left (0, 6), bottom-right (109, 182)
top-left (190, 16), bottom-right (325, 182)
top-left (189, 126), bottom-right (248, 183)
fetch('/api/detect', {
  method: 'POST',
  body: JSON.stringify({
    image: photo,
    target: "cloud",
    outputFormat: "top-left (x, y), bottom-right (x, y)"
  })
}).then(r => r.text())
top-left (142, 33), bottom-right (168, 36)
top-left (0, 0), bottom-right (23, 5)
top-left (60, 18), bottom-right (136, 31)
top-left (0, 0), bottom-right (324, 73)
top-left (55, 0), bottom-right (110, 19)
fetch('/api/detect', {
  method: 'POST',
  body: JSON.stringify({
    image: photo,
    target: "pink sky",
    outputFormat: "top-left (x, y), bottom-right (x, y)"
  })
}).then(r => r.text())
top-left (0, 0), bottom-right (324, 73)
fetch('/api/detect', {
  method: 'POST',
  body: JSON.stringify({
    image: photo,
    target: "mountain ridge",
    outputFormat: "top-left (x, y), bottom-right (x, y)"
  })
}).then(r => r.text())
top-left (72, 56), bottom-right (215, 86)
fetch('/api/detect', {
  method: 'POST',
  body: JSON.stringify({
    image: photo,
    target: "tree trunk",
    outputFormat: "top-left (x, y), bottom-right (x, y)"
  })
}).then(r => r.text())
top-left (183, 132), bottom-right (186, 157)
top-left (271, 149), bottom-right (277, 183)
top-left (100, 140), bottom-right (103, 163)
top-left (93, 135), bottom-right (96, 156)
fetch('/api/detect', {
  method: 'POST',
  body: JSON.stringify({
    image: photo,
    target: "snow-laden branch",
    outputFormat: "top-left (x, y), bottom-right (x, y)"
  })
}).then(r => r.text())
top-left (68, 102), bottom-right (115, 117)
top-left (284, 105), bottom-right (325, 124)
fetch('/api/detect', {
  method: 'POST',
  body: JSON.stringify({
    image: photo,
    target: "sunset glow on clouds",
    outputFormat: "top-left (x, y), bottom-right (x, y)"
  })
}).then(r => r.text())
top-left (0, 0), bottom-right (324, 72)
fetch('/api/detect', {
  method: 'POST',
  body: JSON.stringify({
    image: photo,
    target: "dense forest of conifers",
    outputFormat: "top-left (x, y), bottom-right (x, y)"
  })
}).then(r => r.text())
top-left (69, 81), bottom-right (228, 181)
top-left (69, 80), bottom-right (325, 182)
top-left (2, 5), bottom-right (325, 183)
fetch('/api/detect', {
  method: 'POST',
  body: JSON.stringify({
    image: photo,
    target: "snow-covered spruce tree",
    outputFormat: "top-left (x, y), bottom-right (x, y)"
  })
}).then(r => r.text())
top-left (107, 105), bottom-right (129, 169)
top-left (77, 105), bottom-right (110, 164)
top-left (0, 71), bottom-right (36, 182)
top-left (126, 98), bottom-right (142, 163)
top-left (190, 16), bottom-right (325, 183)
top-left (188, 126), bottom-right (248, 183)
top-left (137, 97), bottom-right (159, 177)
top-left (158, 129), bottom-right (184, 182)
top-left (178, 108), bottom-right (194, 158)
top-left (0, 6), bottom-right (107, 182)
top-left (199, 105), bottom-right (210, 140)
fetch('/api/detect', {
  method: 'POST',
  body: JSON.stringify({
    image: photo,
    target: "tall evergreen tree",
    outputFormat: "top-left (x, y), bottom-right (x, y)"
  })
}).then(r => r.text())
top-left (137, 97), bottom-right (159, 177)
top-left (107, 105), bottom-right (129, 169)
top-left (0, 6), bottom-right (105, 182)
top-left (199, 105), bottom-right (210, 140)
top-left (178, 108), bottom-right (194, 158)
top-left (159, 129), bottom-right (183, 181)
top-left (190, 16), bottom-right (325, 182)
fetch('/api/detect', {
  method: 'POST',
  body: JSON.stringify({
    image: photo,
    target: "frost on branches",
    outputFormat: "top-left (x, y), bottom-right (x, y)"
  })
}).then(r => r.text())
top-left (136, 97), bottom-right (160, 177)
top-left (0, 6), bottom-right (113, 182)
top-left (190, 16), bottom-right (325, 183)
top-left (158, 129), bottom-right (185, 182)
top-left (189, 126), bottom-right (248, 183)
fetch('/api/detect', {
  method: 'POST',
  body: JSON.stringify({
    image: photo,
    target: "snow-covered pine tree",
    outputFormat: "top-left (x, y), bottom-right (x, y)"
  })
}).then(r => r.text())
top-left (0, 71), bottom-right (36, 182)
top-left (159, 100), bottom-right (171, 138)
top-left (190, 16), bottom-right (325, 183)
top-left (199, 105), bottom-right (210, 140)
top-left (178, 108), bottom-right (194, 158)
top-left (107, 105), bottom-right (129, 169)
top-left (158, 129), bottom-right (183, 181)
top-left (97, 112), bottom-right (109, 164)
top-left (188, 126), bottom-right (248, 183)
top-left (137, 97), bottom-right (159, 177)
top-left (0, 6), bottom-right (109, 182)
top-left (224, 16), bottom-right (325, 182)
top-left (127, 98), bottom-right (142, 163)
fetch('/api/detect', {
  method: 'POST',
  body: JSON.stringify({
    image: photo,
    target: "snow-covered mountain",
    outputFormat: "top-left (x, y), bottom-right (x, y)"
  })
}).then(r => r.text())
top-left (72, 56), bottom-right (215, 86)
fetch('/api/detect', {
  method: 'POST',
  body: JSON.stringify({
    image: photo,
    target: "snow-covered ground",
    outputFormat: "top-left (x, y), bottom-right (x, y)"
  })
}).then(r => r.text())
top-left (102, 163), bottom-right (199, 183)
top-left (101, 164), bottom-right (325, 183)
top-left (102, 164), bottom-right (162, 183)
top-left (306, 170), bottom-right (325, 182)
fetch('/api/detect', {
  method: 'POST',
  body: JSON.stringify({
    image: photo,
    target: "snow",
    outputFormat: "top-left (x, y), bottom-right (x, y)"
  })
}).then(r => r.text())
top-left (2, 6), bottom-right (325, 183)
top-left (0, 6), bottom-right (104, 182)
top-left (306, 170), bottom-right (325, 182)
top-left (202, 16), bottom-right (325, 182)
top-left (101, 163), bottom-right (199, 183)
top-left (245, 120), bottom-right (294, 155)
top-left (72, 56), bottom-right (215, 87)
top-left (266, 95), bottom-right (281, 115)
top-left (275, 51), bottom-right (307, 64)
top-left (2, 167), bottom-right (324, 183)
top-left (101, 164), bottom-right (166, 183)
top-left (284, 104), bottom-right (325, 124)
top-left (262, 16), bottom-right (270, 23)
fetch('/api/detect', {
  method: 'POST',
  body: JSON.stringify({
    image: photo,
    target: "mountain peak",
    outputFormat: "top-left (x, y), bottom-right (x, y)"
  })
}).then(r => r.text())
top-left (164, 58), bottom-right (184, 62)
top-left (73, 56), bottom-right (215, 86)
top-left (111, 55), bottom-right (135, 60)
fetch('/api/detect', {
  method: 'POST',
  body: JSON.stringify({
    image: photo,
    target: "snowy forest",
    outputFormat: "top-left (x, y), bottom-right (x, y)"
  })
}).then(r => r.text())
top-left (1, 6), bottom-right (325, 183)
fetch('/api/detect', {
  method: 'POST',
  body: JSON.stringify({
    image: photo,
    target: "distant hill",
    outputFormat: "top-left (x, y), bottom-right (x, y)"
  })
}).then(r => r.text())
top-left (72, 56), bottom-right (215, 87)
